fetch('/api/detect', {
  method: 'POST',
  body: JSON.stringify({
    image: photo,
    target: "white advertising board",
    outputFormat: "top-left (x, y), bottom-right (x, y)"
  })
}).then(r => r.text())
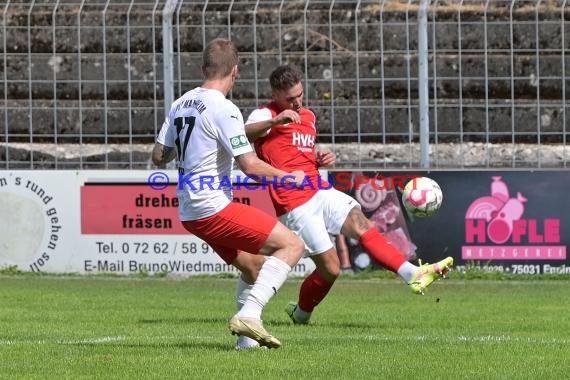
top-left (0, 170), bottom-right (315, 276)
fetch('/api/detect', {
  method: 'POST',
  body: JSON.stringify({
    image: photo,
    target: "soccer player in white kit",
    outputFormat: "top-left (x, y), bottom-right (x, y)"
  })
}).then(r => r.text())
top-left (235, 64), bottom-right (453, 349)
top-left (152, 39), bottom-right (305, 349)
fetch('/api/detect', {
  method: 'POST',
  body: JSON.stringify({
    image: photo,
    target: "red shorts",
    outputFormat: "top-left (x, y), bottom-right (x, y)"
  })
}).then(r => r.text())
top-left (182, 202), bottom-right (277, 265)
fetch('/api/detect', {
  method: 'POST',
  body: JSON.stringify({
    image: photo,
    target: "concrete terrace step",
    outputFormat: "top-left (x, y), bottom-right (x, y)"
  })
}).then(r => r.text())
top-left (1, 1), bottom-right (568, 148)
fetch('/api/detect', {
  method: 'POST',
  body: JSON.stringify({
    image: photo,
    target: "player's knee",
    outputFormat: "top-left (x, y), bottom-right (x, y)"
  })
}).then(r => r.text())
top-left (314, 250), bottom-right (341, 279)
top-left (327, 265), bottom-right (341, 279)
top-left (329, 258), bottom-right (341, 278)
top-left (278, 234), bottom-right (304, 262)
top-left (318, 265), bottom-right (339, 282)
top-left (343, 212), bottom-right (375, 238)
top-left (354, 209), bottom-right (374, 230)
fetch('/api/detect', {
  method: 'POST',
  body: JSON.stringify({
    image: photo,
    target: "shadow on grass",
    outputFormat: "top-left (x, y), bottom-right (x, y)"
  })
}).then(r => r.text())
top-left (138, 316), bottom-right (229, 324)
top-left (265, 319), bottom-right (379, 330)
top-left (139, 316), bottom-right (378, 330)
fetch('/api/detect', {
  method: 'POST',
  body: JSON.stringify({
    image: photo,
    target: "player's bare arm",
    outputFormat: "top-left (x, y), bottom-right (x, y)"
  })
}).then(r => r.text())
top-left (245, 109), bottom-right (300, 141)
top-left (151, 142), bottom-right (177, 167)
top-left (316, 150), bottom-right (336, 168)
top-left (235, 151), bottom-right (305, 186)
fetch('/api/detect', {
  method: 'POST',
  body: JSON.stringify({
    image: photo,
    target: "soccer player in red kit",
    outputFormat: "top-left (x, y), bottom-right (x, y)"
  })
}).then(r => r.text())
top-left (235, 64), bottom-right (453, 349)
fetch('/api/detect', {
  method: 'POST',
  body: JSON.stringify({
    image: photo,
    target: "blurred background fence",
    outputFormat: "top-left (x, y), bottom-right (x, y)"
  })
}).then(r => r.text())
top-left (1, 0), bottom-right (569, 169)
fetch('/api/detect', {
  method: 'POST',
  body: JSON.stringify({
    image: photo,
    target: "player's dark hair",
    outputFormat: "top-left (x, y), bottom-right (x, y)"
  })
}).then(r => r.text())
top-left (269, 65), bottom-right (302, 91)
top-left (202, 38), bottom-right (239, 80)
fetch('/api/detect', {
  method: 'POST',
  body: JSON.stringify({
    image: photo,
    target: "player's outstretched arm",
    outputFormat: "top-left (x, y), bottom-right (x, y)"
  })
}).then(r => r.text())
top-left (151, 142), bottom-right (177, 167)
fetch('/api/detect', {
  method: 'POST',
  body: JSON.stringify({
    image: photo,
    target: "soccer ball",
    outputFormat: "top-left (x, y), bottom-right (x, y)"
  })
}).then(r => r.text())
top-left (401, 177), bottom-right (443, 218)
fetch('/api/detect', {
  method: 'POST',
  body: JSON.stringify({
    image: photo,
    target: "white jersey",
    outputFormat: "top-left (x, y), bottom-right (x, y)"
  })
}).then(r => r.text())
top-left (157, 87), bottom-right (253, 221)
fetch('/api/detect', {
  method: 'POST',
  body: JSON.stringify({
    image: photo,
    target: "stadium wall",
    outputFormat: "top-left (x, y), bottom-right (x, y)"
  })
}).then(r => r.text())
top-left (1, 1), bottom-right (569, 169)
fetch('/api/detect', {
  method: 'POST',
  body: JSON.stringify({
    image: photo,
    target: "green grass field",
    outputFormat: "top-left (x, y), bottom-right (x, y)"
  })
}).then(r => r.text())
top-left (1, 272), bottom-right (569, 380)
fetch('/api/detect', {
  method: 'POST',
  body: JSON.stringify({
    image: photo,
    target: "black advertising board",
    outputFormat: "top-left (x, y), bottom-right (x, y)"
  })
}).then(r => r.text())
top-left (330, 170), bottom-right (570, 275)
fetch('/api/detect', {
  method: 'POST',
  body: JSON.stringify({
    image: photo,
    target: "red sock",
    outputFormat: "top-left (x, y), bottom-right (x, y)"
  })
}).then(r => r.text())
top-left (298, 271), bottom-right (335, 312)
top-left (359, 228), bottom-right (407, 272)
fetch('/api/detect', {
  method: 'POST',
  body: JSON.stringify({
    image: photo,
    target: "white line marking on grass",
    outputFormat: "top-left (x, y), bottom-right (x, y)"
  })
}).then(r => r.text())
top-left (358, 334), bottom-right (570, 345)
top-left (57, 336), bottom-right (126, 345)
top-left (0, 336), bottom-right (125, 346)
top-left (0, 340), bottom-right (47, 346)
top-left (0, 335), bottom-right (220, 346)
top-left (1, 334), bottom-right (566, 347)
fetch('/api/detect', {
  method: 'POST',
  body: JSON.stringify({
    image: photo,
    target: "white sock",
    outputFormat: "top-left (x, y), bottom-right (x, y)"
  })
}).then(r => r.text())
top-left (237, 256), bottom-right (291, 319)
top-left (236, 275), bottom-right (253, 311)
top-left (294, 305), bottom-right (312, 322)
top-left (235, 335), bottom-right (261, 350)
top-left (397, 261), bottom-right (419, 283)
top-left (235, 275), bottom-right (259, 349)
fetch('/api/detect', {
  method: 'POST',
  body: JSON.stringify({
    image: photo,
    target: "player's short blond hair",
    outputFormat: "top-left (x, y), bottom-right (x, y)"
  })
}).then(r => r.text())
top-left (202, 38), bottom-right (239, 80)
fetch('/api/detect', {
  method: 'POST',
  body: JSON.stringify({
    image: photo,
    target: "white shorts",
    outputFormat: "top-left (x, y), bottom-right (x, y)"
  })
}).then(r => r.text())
top-left (279, 188), bottom-right (360, 257)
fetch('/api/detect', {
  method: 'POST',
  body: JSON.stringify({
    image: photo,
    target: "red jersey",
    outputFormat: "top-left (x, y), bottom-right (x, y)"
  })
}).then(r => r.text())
top-left (248, 102), bottom-right (326, 216)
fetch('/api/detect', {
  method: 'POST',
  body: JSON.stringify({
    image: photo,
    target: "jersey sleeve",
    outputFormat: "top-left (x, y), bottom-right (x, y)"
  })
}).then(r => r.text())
top-left (156, 116), bottom-right (176, 147)
top-left (245, 108), bottom-right (272, 125)
top-left (216, 102), bottom-right (253, 157)
top-left (245, 107), bottom-right (273, 138)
